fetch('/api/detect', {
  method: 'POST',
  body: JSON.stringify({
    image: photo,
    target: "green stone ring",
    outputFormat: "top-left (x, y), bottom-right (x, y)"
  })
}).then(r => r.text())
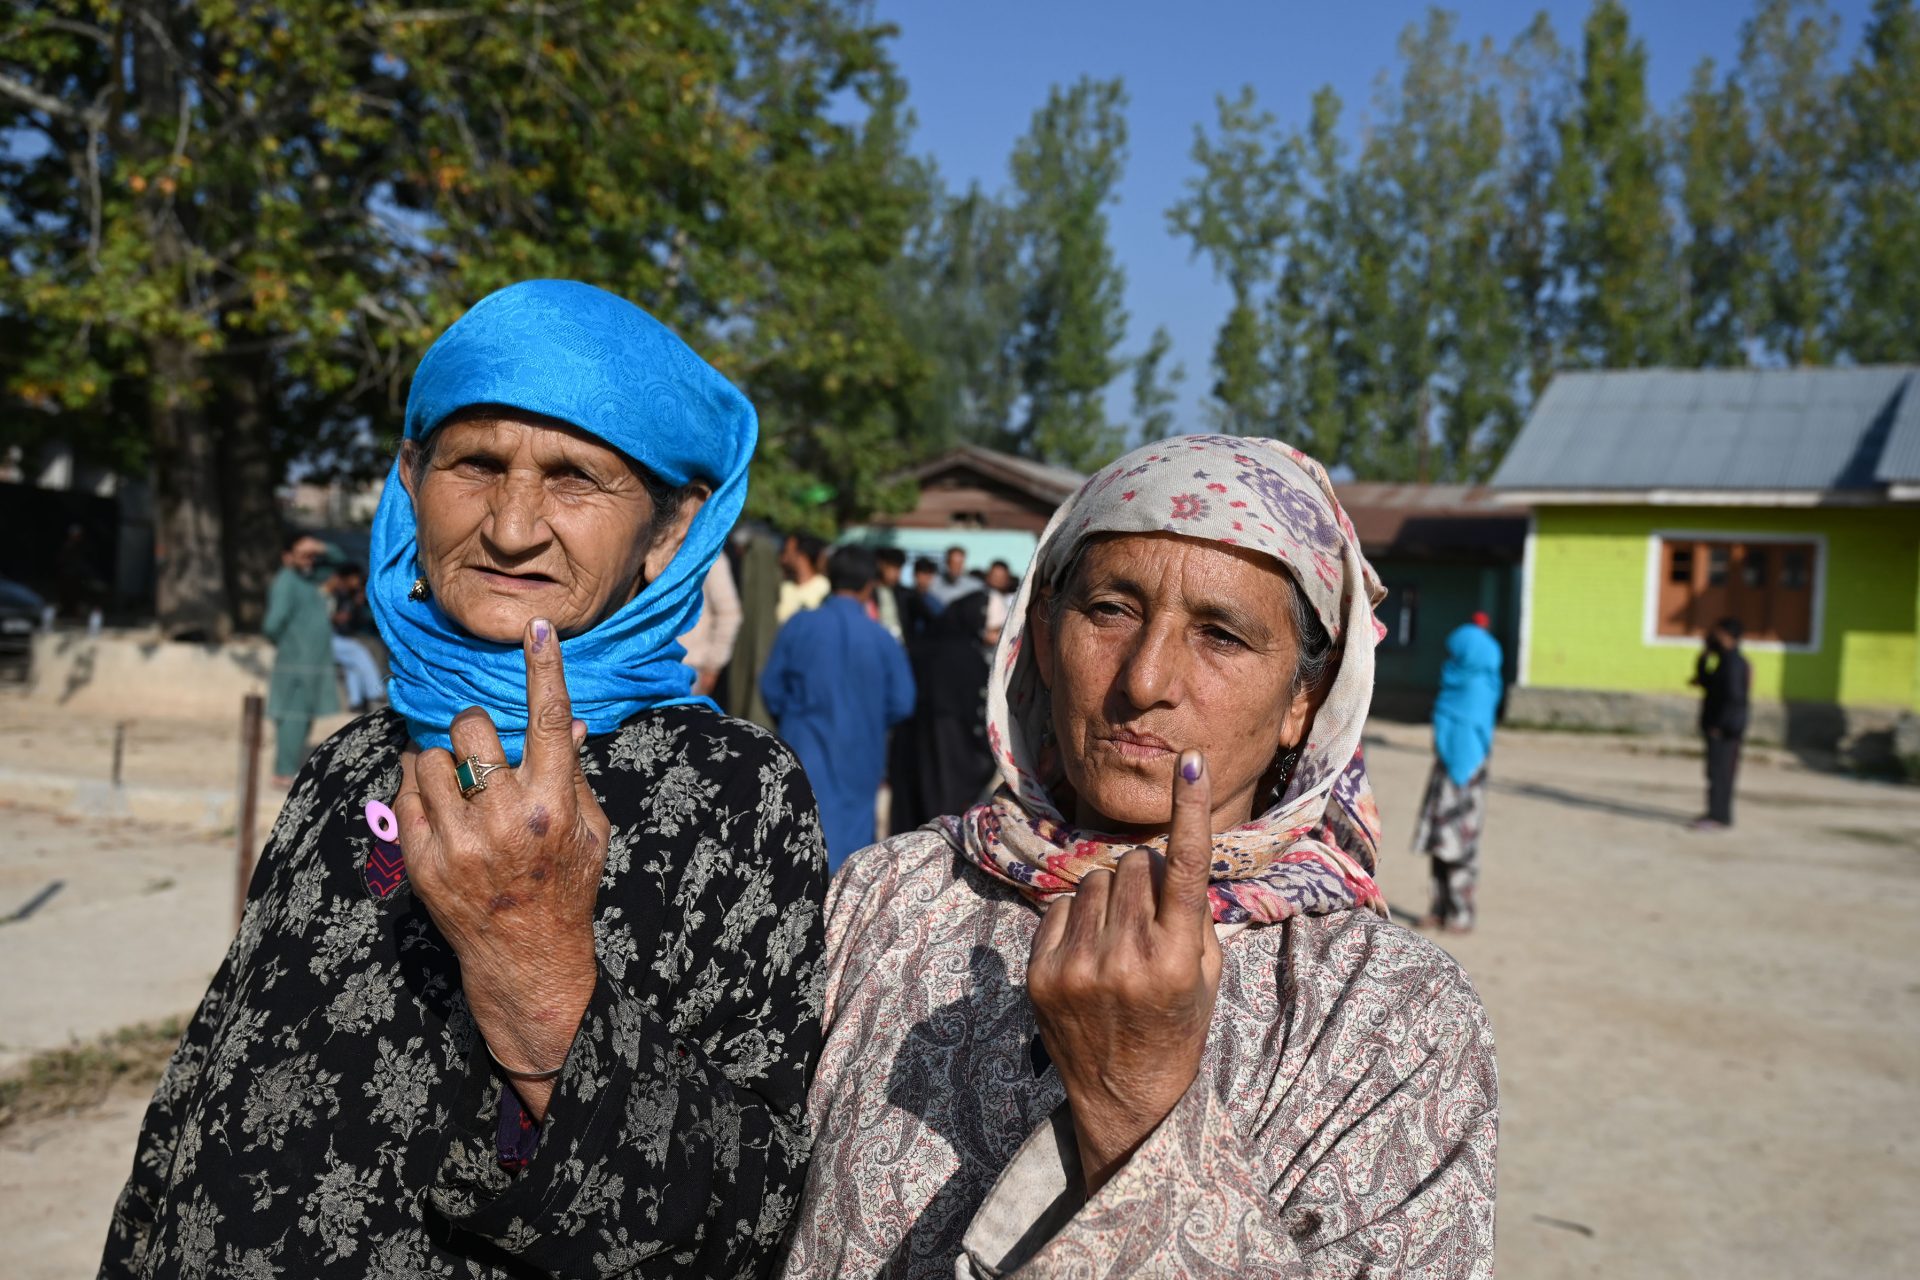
top-left (455, 756), bottom-right (506, 799)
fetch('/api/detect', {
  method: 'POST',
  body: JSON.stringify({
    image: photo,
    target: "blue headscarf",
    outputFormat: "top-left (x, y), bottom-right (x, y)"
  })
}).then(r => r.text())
top-left (369, 280), bottom-right (756, 762)
top-left (1432, 622), bottom-right (1504, 786)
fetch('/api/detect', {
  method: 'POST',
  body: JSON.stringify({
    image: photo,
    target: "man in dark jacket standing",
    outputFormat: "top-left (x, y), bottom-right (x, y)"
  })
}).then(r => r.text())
top-left (1691, 617), bottom-right (1751, 830)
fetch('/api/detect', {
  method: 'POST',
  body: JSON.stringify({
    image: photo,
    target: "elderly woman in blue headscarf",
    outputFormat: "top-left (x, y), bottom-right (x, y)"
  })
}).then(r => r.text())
top-left (100, 282), bottom-right (829, 1279)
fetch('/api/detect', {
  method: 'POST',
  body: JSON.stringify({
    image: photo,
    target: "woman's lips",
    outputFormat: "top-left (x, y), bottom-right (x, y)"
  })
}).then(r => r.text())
top-left (468, 566), bottom-right (559, 591)
top-left (1098, 731), bottom-right (1174, 761)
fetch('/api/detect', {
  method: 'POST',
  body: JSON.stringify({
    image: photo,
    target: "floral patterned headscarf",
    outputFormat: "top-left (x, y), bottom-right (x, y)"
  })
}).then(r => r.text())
top-left (940, 435), bottom-right (1389, 925)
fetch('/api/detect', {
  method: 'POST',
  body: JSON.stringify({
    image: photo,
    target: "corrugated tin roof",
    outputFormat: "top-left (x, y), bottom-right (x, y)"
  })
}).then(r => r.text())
top-left (1874, 376), bottom-right (1920, 483)
top-left (1491, 367), bottom-right (1920, 493)
top-left (896, 445), bottom-right (1085, 503)
top-left (1335, 483), bottom-right (1529, 562)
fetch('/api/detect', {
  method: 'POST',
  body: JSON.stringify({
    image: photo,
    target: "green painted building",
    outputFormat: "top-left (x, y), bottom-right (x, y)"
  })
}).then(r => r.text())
top-left (1492, 368), bottom-right (1920, 753)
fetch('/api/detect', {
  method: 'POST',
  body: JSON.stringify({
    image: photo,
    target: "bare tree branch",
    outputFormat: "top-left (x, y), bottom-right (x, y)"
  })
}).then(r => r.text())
top-left (0, 70), bottom-right (105, 125)
top-left (6, 16), bottom-right (115, 46)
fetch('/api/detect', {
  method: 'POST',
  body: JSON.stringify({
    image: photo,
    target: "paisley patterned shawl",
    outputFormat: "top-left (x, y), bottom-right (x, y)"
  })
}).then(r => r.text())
top-left (941, 435), bottom-right (1391, 925)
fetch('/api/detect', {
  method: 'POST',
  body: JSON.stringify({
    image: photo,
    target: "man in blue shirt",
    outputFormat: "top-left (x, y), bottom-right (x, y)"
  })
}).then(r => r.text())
top-left (762, 545), bottom-right (917, 869)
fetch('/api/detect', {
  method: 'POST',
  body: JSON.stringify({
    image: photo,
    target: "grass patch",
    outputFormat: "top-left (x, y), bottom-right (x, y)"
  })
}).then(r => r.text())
top-left (0, 1017), bottom-right (184, 1132)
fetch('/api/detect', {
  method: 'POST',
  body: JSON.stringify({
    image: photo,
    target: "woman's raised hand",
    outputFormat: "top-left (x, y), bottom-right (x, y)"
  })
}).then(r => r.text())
top-left (395, 617), bottom-right (606, 1118)
top-left (1027, 749), bottom-right (1225, 1195)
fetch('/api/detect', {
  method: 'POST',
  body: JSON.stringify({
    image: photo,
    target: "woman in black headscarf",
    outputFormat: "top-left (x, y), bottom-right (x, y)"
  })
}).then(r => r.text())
top-left (893, 589), bottom-right (997, 831)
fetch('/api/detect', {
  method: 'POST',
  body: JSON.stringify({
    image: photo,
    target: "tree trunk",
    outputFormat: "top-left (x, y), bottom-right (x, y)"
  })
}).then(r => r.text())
top-left (151, 336), bottom-right (230, 640)
top-left (218, 357), bottom-right (282, 634)
top-left (133, 0), bottom-right (231, 639)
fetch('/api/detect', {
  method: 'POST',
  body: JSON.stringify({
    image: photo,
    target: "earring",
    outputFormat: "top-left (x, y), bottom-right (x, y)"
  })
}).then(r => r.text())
top-left (408, 576), bottom-right (430, 602)
top-left (1266, 745), bottom-right (1302, 806)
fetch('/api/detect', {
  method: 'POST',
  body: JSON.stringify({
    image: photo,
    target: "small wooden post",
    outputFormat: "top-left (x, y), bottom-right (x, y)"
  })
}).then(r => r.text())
top-left (235, 694), bottom-right (264, 928)
top-left (111, 720), bottom-right (128, 787)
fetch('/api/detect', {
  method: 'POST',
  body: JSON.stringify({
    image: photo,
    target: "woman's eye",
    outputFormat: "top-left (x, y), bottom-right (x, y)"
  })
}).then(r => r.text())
top-left (453, 455), bottom-right (502, 475)
top-left (1085, 600), bottom-right (1129, 620)
top-left (1203, 626), bottom-right (1248, 650)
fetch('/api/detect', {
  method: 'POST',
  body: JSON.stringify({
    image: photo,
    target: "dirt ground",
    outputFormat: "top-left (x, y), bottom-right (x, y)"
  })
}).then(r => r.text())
top-left (3, 708), bottom-right (1917, 1278)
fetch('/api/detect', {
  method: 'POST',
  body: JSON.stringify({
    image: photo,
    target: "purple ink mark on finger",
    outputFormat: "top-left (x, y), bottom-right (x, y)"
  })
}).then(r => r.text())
top-left (1180, 752), bottom-right (1203, 783)
top-left (532, 618), bottom-right (551, 651)
top-left (366, 800), bottom-right (398, 843)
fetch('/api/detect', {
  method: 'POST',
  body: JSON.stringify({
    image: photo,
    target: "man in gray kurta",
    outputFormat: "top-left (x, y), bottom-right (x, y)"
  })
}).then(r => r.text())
top-left (263, 533), bottom-right (340, 782)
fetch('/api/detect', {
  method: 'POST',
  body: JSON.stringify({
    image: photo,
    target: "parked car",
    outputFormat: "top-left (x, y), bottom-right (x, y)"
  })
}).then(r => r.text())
top-left (0, 576), bottom-right (44, 673)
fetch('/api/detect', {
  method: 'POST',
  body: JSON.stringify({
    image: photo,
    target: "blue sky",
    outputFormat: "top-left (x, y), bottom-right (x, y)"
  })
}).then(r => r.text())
top-left (871, 0), bottom-right (1876, 429)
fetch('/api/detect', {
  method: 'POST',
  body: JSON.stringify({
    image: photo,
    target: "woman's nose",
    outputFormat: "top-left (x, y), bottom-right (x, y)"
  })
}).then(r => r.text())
top-left (1118, 620), bottom-right (1186, 710)
top-left (487, 473), bottom-right (548, 552)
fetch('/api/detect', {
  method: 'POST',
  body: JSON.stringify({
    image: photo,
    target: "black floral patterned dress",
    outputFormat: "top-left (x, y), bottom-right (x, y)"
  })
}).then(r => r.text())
top-left (99, 704), bottom-right (828, 1279)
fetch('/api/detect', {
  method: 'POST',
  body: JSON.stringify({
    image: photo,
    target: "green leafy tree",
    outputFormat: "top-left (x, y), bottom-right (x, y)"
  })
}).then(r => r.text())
top-left (2, 0), bottom-right (923, 630)
top-left (888, 171), bottom-right (1028, 451)
top-left (1270, 87), bottom-right (1353, 468)
top-left (1130, 325), bottom-right (1185, 441)
top-left (2, 2), bottom-right (411, 635)
top-left (1674, 58), bottom-right (1759, 365)
top-left (1732, 0), bottom-right (1846, 364)
top-left (1837, 0), bottom-right (1920, 362)
top-left (1499, 12), bottom-right (1572, 395)
top-left (1166, 87), bottom-right (1296, 432)
top-left (1339, 10), bottom-right (1517, 480)
top-left (1552, 0), bottom-right (1682, 367)
top-left (1008, 77), bottom-right (1131, 470)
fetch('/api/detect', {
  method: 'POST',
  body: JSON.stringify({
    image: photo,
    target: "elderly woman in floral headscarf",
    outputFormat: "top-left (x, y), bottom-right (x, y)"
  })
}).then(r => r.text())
top-left (781, 437), bottom-right (1497, 1279)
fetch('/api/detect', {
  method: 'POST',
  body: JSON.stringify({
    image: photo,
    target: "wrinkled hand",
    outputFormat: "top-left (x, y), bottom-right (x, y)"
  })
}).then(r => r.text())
top-left (1028, 749), bottom-right (1223, 1195)
top-left (396, 617), bottom-right (605, 1118)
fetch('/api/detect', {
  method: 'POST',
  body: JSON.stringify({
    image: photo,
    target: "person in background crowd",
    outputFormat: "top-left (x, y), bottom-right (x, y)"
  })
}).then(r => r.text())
top-left (762, 544), bottom-right (916, 869)
top-left (893, 588), bottom-right (996, 833)
top-left (679, 554), bottom-right (743, 696)
top-left (725, 526), bottom-right (783, 729)
top-left (777, 531), bottom-right (830, 623)
top-left (927, 543), bottom-right (977, 608)
top-left (874, 546), bottom-right (931, 643)
top-left (984, 559), bottom-right (1016, 595)
top-left (102, 279), bottom-right (827, 1279)
top-left (1414, 610), bottom-right (1504, 934)
top-left (781, 436), bottom-right (1496, 1278)
top-left (982, 557), bottom-right (1019, 645)
top-left (263, 531), bottom-right (340, 785)
top-left (1691, 616), bottom-right (1750, 831)
top-left (329, 561), bottom-right (388, 713)
top-left (912, 556), bottom-right (942, 616)
top-left (55, 523), bottom-right (100, 623)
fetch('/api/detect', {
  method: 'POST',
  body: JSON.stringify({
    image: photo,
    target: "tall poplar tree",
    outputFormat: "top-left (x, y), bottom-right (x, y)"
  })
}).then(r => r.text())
top-left (1008, 77), bottom-right (1132, 470)
top-left (1343, 10), bottom-right (1516, 480)
top-left (1733, 0), bottom-right (1846, 364)
top-left (1552, 0), bottom-right (1682, 367)
top-left (1166, 87), bottom-right (1296, 432)
top-left (1675, 59), bottom-right (1758, 366)
top-left (1836, 0), bottom-right (1920, 362)
top-left (1500, 13), bottom-right (1572, 395)
top-left (1270, 88), bottom-right (1353, 468)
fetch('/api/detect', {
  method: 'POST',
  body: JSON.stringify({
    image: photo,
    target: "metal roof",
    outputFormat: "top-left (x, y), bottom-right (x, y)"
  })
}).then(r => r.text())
top-left (895, 445), bottom-right (1085, 504)
top-left (1334, 483), bottom-right (1529, 562)
top-left (1491, 367), bottom-right (1920, 494)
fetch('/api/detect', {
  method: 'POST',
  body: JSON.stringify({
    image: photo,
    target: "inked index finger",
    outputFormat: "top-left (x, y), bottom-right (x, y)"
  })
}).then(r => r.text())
top-left (520, 616), bottom-right (577, 787)
top-left (1156, 750), bottom-right (1215, 932)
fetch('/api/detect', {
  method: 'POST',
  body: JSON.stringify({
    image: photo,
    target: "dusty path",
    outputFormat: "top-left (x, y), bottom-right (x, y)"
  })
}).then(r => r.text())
top-left (4, 714), bottom-right (1918, 1278)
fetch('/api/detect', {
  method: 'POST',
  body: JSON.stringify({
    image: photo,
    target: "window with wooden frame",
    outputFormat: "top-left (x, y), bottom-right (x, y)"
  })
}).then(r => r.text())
top-left (1655, 536), bottom-right (1816, 644)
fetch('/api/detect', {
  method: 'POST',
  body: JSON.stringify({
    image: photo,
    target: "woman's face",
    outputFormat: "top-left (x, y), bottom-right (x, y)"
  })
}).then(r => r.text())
top-left (399, 412), bottom-right (704, 644)
top-left (1033, 533), bottom-right (1323, 838)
